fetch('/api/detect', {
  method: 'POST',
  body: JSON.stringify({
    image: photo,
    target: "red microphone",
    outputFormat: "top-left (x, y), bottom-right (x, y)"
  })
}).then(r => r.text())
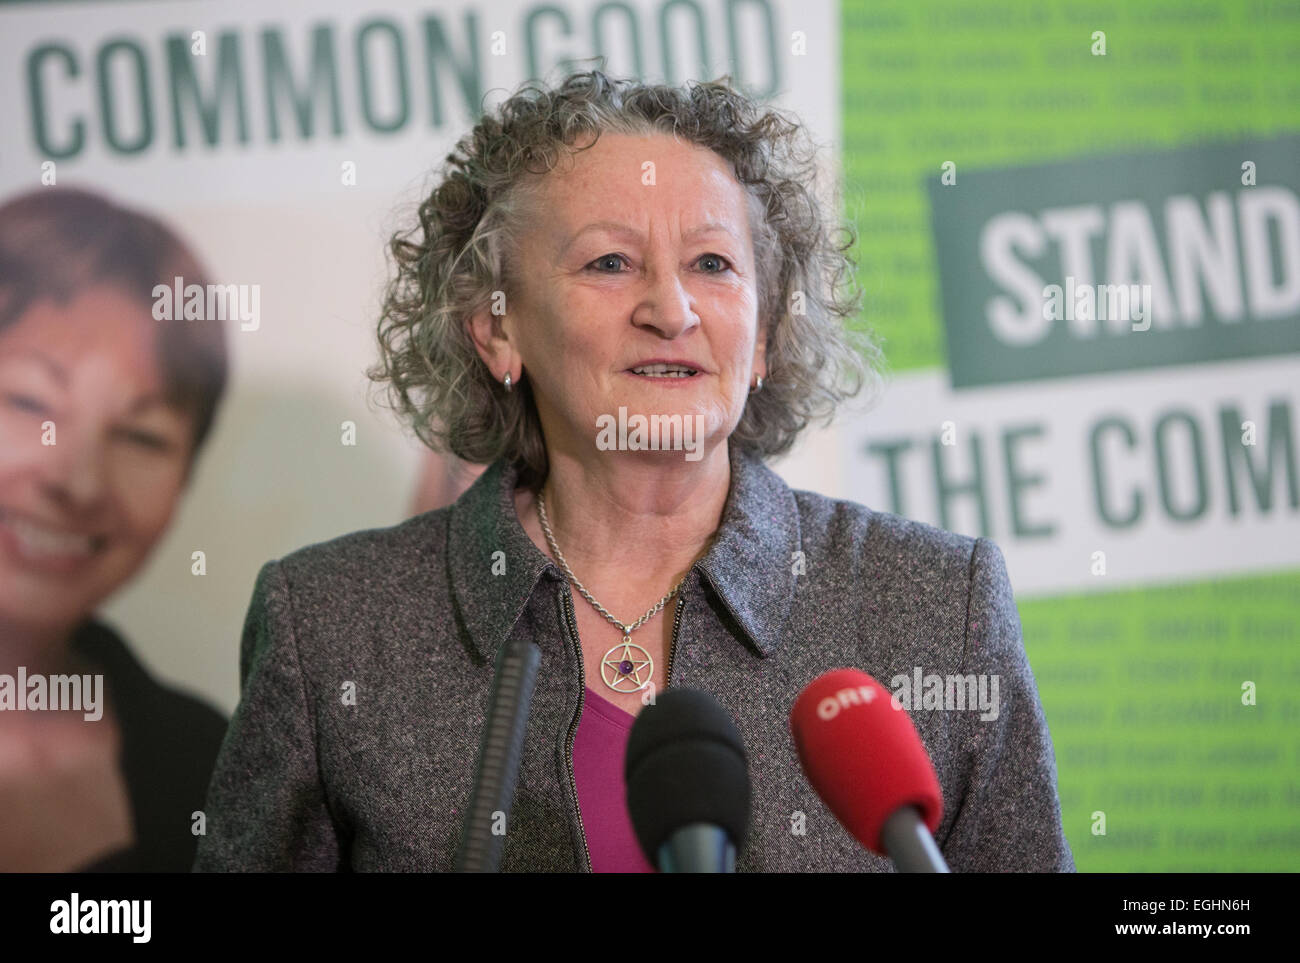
top-left (790, 668), bottom-right (949, 872)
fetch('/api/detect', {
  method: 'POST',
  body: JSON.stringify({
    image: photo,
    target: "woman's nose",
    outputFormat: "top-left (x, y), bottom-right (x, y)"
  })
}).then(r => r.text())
top-left (38, 428), bottom-right (108, 508)
top-left (634, 268), bottom-right (699, 338)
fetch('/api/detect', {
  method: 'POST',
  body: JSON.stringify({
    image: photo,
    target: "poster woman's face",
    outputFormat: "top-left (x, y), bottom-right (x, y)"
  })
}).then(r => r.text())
top-left (0, 285), bottom-right (195, 634)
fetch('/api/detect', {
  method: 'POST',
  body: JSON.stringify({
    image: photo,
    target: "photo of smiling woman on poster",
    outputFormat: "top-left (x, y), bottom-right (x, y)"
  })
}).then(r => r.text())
top-left (0, 187), bottom-right (229, 871)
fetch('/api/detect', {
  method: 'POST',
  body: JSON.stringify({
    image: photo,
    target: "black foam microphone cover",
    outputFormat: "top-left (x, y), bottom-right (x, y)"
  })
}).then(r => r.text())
top-left (624, 688), bottom-right (751, 865)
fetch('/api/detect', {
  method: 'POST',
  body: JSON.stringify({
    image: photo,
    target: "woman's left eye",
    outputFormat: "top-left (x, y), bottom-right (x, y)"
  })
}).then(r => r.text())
top-left (115, 427), bottom-right (174, 452)
top-left (696, 254), bottom-right (732, 273)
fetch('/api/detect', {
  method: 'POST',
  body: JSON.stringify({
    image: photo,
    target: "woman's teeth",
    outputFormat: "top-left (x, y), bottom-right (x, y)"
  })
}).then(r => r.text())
top-left (631, 365), bottom-right (697, 377)
top-left (0, 509), bottom-right (102, 559)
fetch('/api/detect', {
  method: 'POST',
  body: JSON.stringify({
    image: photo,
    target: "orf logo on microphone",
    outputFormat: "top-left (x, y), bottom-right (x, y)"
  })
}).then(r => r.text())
top-left (816, 684), bottom-right (877, 720)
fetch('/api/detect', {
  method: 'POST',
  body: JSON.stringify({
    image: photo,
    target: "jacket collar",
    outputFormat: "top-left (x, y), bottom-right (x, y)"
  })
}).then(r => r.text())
top-left (446, 435), bottom-right (801, 663)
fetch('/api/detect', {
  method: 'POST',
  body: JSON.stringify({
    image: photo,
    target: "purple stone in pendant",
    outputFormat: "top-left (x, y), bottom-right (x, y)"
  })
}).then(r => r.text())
top-left (619, 659), bottom-right (634, 675)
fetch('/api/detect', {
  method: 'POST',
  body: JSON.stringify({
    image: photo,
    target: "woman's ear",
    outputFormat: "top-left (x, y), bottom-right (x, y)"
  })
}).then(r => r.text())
top-left (752, 314), bottom-right (768, 380)
top-left (465, 300), bottom-right (518, 382)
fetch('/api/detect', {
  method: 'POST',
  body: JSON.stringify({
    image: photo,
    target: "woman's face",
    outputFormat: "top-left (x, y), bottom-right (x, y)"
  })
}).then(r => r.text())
top-left (499, 132), bottom-right (765, 463)
top-left (0, 285), bottom-right (194, 634)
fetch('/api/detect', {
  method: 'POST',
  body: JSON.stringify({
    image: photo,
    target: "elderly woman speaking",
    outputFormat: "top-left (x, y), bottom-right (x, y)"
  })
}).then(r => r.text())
top-left (195, 70), bottom-right (1073, 873)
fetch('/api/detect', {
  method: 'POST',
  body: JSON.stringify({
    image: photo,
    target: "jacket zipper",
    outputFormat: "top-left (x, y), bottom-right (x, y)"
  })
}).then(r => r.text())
top-left (666, 588), bottom-right (686, 688)
top-left (561, 587), bottom-right (593, 873)
top-left (562, 575), bottom-right (691, 873)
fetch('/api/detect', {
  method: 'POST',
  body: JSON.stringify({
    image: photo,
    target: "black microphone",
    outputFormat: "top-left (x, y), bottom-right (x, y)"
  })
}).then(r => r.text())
top-left (625, 688), bottom-right (750, 872)
top-left (454, 636), bottom-right (542, 872)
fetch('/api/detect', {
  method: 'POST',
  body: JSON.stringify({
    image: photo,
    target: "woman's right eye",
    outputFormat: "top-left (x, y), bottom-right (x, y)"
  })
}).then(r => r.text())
top-left (587, 254), bottom-right (627, 272)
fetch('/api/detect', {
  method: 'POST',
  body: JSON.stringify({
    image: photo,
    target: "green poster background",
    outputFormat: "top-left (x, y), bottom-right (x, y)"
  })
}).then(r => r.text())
top-left (841, 0), bottom-right (1300, 869)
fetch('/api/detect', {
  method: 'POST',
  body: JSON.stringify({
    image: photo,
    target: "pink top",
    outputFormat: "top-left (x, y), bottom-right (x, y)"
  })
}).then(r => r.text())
top-left (571, 686), bottom-right (656, 872)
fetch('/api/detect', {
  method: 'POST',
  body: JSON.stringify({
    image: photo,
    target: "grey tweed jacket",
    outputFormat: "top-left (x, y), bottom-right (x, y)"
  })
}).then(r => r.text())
top-left (194, 437), bottom-right (1075, 872)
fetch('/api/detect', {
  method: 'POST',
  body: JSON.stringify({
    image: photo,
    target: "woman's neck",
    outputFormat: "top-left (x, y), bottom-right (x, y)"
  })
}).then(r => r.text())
top-left (0, 620), bottom-right (78, 678)
top-left (520, 441), bottom-right (731, 590)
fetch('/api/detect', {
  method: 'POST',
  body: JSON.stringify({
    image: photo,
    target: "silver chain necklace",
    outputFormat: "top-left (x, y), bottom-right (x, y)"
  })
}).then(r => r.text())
top-left (536, 488), bottom-right (686, 693)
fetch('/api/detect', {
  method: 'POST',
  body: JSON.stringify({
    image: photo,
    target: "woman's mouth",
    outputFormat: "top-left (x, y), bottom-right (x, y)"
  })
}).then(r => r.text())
top-left (0, 507), bottom-right (108, 574)
top-left (627, 364), bottom-right (701, 379)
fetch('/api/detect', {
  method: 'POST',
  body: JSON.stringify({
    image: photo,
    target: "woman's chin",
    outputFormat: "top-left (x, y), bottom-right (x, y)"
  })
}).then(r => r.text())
top-left (593, 430), bottom-right (728, 465)
top-left (589, 402), bottom-right (731, 463)
top-left (0, 597), bottom-right (89, 642)
top-left (0, 563), bottom-right (124, 638)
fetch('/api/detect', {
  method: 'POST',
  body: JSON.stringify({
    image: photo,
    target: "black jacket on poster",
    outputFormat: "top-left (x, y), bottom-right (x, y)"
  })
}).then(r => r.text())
top-left (68, 619), bottom-right (228, 872)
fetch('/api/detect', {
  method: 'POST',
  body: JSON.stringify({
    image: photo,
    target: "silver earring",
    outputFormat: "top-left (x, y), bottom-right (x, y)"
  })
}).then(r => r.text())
top-left (752, 374), bottom-right (763, 392)
top-left (502, 372), bottom-right (513, 392)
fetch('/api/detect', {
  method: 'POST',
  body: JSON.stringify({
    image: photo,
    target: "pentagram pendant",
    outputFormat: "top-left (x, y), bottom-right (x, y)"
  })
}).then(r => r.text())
top-left (600, 636), bottom-right (654, 692)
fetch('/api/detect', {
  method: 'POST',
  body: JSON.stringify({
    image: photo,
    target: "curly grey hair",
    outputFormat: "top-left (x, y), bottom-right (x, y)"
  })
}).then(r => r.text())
top-left (368, 68), bottom-right (884, 487)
